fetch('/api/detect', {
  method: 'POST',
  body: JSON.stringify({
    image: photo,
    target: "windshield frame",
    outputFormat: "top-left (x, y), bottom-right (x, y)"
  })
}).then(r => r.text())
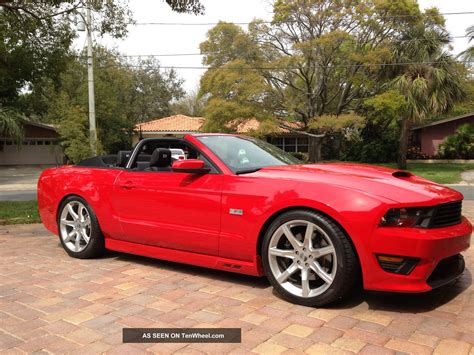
top-left (196, 134), bottom-right (302, 174)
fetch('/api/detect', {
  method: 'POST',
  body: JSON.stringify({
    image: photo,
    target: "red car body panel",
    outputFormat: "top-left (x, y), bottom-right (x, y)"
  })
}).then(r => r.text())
top-left (112, 170), bottom-right (222, 255)
top-left (38, 134), bottom-right (472, 292)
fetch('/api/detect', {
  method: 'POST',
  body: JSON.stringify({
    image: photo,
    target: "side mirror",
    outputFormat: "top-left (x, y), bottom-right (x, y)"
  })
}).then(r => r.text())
top-left (172, 159), bottom-right (210, 174)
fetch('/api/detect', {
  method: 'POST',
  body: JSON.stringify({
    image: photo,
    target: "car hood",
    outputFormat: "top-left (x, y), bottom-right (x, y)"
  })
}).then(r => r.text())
top-left (254, 163), bottom-right (463, 205)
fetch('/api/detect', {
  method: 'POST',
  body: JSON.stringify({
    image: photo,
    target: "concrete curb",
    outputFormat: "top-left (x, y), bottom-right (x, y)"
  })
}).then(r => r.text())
top-left (0, 190), bottom-right (37, 201)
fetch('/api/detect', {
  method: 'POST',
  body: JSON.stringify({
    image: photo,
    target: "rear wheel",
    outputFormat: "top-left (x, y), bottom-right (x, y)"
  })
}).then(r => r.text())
top-left (57, 196), bottom-right (105, 259)
top-left (262, 210), bottom-right (358, 307)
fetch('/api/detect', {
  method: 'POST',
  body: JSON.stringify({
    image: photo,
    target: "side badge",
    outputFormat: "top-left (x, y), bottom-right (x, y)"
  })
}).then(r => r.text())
top-left (229, 208), bottom-right (244, 216)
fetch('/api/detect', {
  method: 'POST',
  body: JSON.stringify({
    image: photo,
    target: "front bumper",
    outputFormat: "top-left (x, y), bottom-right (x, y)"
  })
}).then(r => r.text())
top-left (363, 216), bottom-right (472, 293)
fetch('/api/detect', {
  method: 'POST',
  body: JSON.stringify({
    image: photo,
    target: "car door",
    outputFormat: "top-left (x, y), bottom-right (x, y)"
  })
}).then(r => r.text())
top-left (112, 169), bottom-right (223, 256)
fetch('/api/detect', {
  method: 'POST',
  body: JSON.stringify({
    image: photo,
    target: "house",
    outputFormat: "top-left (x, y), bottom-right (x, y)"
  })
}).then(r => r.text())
top-left (411, 112), bottom-right (474, 156)
top-left (0, 121), bottom-right (63, 165)
top-left (134, 115), bottom-right (310, 154)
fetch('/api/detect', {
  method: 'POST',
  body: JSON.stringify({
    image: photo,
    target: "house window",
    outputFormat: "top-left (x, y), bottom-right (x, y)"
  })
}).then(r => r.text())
top-left (284, 138), bottom-right (296, 152)
top-left (268, 136), bottom-right (309, 153)
top-left (297, 137), bottom-right (309, 153)
top-left (269, 137), bottom-right (284, 149)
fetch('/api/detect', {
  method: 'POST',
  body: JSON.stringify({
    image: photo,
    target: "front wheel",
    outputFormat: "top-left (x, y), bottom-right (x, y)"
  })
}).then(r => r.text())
top-left (57, 196), bottom-right (105, 259)
top-left (262, 210), bottom-right (358, 307)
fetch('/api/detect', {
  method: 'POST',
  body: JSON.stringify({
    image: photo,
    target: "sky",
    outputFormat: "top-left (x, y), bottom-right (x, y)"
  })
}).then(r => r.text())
top-left (75, 0), bottom-right (474, 93)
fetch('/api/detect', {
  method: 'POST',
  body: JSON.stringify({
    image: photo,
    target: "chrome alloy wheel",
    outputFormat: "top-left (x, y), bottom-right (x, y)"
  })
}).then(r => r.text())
top-left (268, 220), bottom-right (337, 298)
top-left (59, 201), bottom-right (92, 253)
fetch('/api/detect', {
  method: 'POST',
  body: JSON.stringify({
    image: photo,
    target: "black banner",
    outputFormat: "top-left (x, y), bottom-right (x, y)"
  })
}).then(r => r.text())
top-left (123, 328), bottom-right (242, 343)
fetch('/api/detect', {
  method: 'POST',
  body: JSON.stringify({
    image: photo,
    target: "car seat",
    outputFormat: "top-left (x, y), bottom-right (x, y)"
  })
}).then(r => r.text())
top-left (146, 148), bottom-right (172, 172)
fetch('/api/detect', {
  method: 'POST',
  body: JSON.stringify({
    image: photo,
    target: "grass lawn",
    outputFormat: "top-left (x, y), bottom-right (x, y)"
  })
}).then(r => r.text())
top-left (378, 163), bottom-right (474, 184)
top-left (0, 201), bottom-right (41, 225)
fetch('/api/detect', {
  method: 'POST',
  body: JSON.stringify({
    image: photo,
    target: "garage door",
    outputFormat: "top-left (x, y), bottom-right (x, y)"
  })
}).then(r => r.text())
top-left (0, 141), bottom-right (63, 165)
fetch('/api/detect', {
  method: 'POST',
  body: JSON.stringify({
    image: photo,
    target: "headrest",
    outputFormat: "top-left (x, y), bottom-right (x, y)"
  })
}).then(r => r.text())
top-left (150, 148), bottom-right (172, 168)
top-left (117, 151), bottom-right (132, 167)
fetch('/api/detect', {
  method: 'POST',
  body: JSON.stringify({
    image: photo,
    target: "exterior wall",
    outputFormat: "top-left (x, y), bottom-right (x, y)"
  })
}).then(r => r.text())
top-left (0, 123), bottom-right (63, 165)
top-left (418, 116), bottom-right (474, 156)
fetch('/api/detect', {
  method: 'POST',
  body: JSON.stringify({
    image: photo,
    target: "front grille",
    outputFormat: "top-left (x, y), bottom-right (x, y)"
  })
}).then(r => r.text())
top-left (430, 200), bottom-right (462, 228)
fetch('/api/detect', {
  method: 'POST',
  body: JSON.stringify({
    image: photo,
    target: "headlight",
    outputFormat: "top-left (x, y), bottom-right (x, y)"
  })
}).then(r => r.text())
top-left (379, 207), bottom-right (434, 228)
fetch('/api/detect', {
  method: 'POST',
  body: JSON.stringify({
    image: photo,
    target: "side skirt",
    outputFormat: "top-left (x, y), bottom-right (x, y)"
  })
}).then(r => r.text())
top-left (105, 239), bottom-right (264, 277)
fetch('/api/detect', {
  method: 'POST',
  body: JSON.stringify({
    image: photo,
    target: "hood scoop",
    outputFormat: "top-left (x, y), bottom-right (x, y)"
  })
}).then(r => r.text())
top-left (392, 170), bottom-right (413, 179)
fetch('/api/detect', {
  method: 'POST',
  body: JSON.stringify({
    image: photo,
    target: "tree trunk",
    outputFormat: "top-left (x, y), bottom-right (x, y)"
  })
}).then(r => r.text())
top-left (309, 136), bottom-right (322, 163)
top-left (398, 117), bottom-right (410, 170)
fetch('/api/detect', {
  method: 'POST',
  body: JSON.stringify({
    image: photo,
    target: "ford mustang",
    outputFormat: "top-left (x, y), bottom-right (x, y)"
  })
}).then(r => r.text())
top-left (38, 134), bottom-right (472, 306)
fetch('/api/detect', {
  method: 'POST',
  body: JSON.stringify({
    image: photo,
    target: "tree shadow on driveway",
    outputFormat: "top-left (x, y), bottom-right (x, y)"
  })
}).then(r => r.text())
top-left (106, 250), bottom-right (270, 289)
top-left (99, 249), bottom-right (472, 312)
top-left (327, 268), bottom-right (472, 313)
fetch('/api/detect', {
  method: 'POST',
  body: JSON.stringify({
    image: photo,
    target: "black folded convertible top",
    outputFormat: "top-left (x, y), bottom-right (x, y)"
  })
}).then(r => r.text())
top-left (76, 155), bottom-right (117, 167)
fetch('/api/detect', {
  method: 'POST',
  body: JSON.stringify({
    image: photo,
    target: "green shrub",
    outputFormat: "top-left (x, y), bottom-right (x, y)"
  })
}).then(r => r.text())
top-left (407, 146), bottom-right (432, 160)
top-left (438, 123), bottom-right (474, 159)
top-left (342, 121), bottom-right (399, 163)
top-left (360, 140), bottom-right (398, 163)
top-left (290, 152), bottom-right (306, 161)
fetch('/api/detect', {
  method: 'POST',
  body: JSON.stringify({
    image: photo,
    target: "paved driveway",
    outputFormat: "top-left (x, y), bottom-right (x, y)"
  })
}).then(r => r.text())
top-left (0, 203), bottom-right (473, 354)
top-left (0, 166), bottom-right (49, 191)
top-left (0, 166), bottom-right (51, 201)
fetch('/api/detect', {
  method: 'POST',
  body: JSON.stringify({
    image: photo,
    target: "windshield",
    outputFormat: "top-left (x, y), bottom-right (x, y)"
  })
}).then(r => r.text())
top-left (197, 135), bottom-right (302, 174)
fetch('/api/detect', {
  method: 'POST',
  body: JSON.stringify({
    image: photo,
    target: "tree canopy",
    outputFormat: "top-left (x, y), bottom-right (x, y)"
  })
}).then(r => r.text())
top-left (386, 12), bottom-right (465, 168)
top-left (198, 0), bottom-right (468, 162)
top-left (0, 0), bottom-right (203, 143)
top-left (43, 47), bottom-right (184, 162)
top-left (459, 25), bottom-right (474, 62)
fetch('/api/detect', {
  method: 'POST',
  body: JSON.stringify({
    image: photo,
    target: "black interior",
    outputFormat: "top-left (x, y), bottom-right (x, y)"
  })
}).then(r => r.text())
top-left (117, 151), bottom-right (132, 167)
top-left (129, 139), bottom-right (201, 171)
top-left (76, 138), bottom-right (218, 173)
top-left (146, 148), bottom-right (172, 171)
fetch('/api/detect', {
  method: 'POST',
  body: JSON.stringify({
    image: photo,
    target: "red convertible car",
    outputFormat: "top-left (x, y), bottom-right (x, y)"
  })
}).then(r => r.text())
top-left (38, 134), bottom-right (472, 306)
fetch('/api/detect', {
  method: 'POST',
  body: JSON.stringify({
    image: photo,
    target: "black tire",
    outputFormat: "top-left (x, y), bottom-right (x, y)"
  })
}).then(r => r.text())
top-left (262, 209), bottom-right (359, 307)
top-left (57, 195), bottom-right (105, 259)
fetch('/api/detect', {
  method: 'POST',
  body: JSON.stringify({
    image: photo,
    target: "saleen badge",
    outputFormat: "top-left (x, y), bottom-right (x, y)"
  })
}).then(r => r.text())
top-left (229, 208), bottom-right (244, 216)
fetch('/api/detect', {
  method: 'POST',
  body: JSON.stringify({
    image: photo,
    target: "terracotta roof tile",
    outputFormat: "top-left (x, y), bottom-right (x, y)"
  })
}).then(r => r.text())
top-left (135, 115), bottom-right (205, 132)
top-left (135, 115), bottom-right (304, 135)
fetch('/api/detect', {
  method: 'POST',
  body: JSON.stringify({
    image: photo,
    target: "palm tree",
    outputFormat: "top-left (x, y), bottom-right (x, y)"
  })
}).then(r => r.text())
top-left (459, 25), bottom-right (474, 62)
top-left (389, 20), bottom-right (465, 169)
top-left (0, 107), bottom-right (23, 143)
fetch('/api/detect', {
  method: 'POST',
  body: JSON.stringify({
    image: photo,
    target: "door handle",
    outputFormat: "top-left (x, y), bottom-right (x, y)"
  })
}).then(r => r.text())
top-left (119, 181), bottom-right (135, 189)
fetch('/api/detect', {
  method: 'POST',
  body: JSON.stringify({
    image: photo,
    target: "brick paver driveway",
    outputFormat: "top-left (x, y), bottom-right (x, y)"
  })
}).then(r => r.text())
top-left (1, 203), bottom-right (473, 354)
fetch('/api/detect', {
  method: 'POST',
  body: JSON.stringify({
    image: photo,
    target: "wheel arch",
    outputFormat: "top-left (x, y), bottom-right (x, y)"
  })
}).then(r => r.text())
top-left (56, 194), bottom-right (103, 231)
top-left (256, 206), bottom-right (362, 281)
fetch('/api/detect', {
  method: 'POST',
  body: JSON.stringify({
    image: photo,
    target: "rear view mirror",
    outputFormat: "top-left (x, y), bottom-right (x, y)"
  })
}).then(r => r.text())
top-left (172, 159), bottom-right (210, 174)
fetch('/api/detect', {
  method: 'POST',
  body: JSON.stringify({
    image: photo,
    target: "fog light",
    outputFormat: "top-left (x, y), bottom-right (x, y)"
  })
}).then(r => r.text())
top-left (376, 254), bottom-right (419, 275)
top-left (377, 255), bottom-right (404, 263)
